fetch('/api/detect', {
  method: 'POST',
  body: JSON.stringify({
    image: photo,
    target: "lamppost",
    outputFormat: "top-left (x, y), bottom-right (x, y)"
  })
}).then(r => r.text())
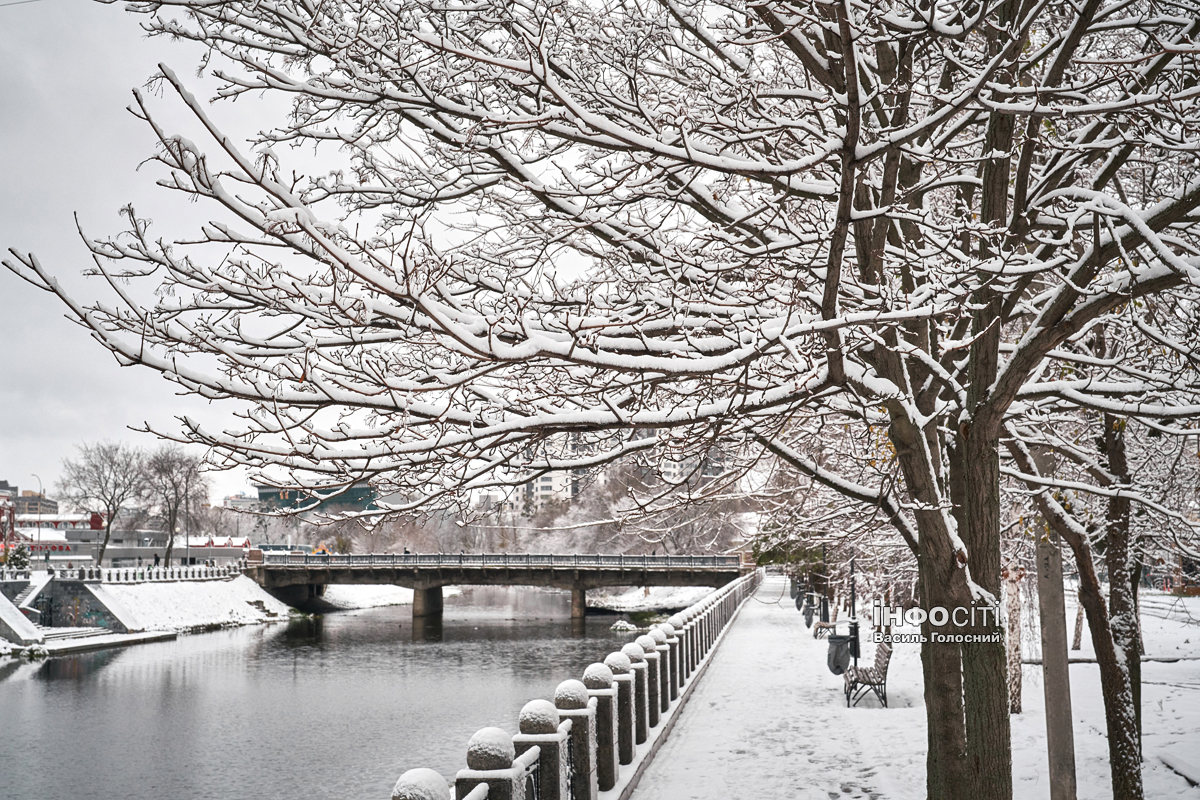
top-left (184, 466), bottom-right (192, 567)
top-left (31, 473), bottom-right (43, 569)
top-left (31, 473), bottom-right (42, 522)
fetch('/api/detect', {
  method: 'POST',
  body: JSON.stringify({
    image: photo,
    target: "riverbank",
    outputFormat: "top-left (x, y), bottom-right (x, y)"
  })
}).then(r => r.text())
top-left (95, 574), bottom-right (294, 632)
top-left (1, 574), bottom-right (709, 656)
top-left (587, 585), bottom-right (713, 613)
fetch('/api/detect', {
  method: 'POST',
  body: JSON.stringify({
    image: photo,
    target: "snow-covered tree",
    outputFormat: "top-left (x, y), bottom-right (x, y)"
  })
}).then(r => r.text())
top-left (6, 0), bottom-right (1200, 796)
top-left (1005, 399), bottom-right (1200, 794)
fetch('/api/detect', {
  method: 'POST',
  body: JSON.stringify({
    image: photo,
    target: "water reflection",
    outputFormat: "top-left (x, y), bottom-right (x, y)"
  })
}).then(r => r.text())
top-left (0, 586), bottom-right (636, 800)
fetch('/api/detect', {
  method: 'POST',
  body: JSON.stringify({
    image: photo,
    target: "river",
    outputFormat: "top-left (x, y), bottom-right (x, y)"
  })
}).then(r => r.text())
top-left (0, 587), bottom-right (644, 800)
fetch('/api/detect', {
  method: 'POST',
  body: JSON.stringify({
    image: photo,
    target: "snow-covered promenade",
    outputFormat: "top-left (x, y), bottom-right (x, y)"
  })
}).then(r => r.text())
top-left (629, 576), bottom-right (1200, 800)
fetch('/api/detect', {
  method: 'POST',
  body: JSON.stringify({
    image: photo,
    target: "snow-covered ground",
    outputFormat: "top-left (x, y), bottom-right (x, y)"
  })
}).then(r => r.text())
top-left (99, 575), bottom-right (293, 633)
top-left (630, 576), bottom-right (1200, 800)
top-left (320, 584), bottom-right (415, 609)
top-left (588, 585), bottom-right (714, 613)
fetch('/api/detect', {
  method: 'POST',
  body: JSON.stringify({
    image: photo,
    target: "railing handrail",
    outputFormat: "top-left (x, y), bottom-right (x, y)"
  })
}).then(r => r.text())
top-left (259, 552), bottom-right (743, 569)
top-left (461, 784), bottom-right (490, 800)
top-left (93, 560), bottom-right (246, 585)
top-left (513, 745), bottom-right (541, 771)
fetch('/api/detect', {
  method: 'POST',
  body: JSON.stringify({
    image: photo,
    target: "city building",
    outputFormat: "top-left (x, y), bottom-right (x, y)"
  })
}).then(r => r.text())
top-left (522, 470), bottom-right (579, 509)
top-left (223, 491), bottom-right (260, 510)
top-left (15, 490), bottom-right (58, 516)
top-left (255, 481), bottom-right (378, 512)
top-left (15, 512), bottom-right (104, 531)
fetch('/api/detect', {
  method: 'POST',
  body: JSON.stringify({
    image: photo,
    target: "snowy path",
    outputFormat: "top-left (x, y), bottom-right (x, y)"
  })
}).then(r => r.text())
top-left (629, 576), bottom-right (1200, 800)
top-left (630, 576), bottom-right (927, 800)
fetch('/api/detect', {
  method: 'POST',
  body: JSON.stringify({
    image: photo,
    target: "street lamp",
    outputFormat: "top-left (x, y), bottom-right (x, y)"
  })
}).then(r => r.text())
top-left (31, 473), bottom-right (42, 522)
top-left (31, 473), bottom-right (42, 568)
top-left (185, 469), bottom-right (191, 567)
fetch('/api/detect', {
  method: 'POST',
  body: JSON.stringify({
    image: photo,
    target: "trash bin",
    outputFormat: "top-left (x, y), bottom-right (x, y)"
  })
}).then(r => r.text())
top-left (803, 604), bottom-right (814, 629)
top-left (795, 592), bottom-right (805, 611)
top-left (827, 634), bottom-right (853, 676)
top-left (790, 579), bottom-right (799, 599)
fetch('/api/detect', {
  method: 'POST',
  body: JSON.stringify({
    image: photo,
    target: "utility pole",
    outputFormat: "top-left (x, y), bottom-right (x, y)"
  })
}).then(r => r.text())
top-left (1037, 530), bottom-right (1078, 800)
top-left (32, 473), bottom-right (42, 569)
top-left (185, 468), bottom-right (191, 567)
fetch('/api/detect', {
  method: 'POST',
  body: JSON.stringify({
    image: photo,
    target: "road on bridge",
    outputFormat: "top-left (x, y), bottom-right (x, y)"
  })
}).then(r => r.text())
top-left (246, 552), bottom-right (749, 619)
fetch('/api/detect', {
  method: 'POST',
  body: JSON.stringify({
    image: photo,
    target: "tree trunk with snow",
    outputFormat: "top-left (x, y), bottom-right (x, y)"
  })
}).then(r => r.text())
top-left (1072, 600), bottom-right (1085, 651)
top-left (1072, 539), bottom-right (1144, 800)
top-left (1102, 414), bottom-right (1144, 772)
top-left (1004, 568), bottom-right (1025, 714)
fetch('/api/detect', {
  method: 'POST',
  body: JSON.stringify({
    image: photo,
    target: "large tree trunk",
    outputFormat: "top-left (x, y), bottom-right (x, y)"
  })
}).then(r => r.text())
top-left (1129, 562), bottom-right (1143, 744)
top-left (920, 542), bottom-right (968, 799)
top-left (959, 304), bottom-right (1012, 798)
top-left (1102, 414), bottom-right (1144, 790)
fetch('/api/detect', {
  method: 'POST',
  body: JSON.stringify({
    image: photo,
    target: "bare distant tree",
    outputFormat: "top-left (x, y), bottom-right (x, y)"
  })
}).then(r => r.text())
top-left (144, 445), bottom-right (208, 564)
top-left (57, 441), bottom-right (146, 564)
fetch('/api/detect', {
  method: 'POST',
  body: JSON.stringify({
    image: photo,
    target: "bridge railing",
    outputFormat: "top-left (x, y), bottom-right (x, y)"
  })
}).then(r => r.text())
top-left (391, 567), bottom-right (764, 800)
top-left (258, 552), bottom-right (742, 570)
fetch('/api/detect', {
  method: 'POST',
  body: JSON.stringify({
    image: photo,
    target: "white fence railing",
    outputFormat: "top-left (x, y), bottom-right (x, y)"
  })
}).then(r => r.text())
top-left (3, 563), bottom-right (247, 585)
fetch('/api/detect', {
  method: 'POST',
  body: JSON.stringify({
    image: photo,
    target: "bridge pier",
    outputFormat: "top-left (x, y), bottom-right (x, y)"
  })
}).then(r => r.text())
top-left (571, 586), bottom-right (587, 620)
top-left (413, 586), bottom-right (444, 618)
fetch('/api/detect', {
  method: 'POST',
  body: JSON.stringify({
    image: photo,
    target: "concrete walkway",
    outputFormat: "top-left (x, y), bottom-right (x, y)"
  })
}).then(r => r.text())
top-left (628, 575), bottom-right (928, 800)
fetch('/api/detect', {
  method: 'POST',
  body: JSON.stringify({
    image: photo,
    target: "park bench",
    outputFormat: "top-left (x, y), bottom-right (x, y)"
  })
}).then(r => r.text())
top-left (844, 640), bottom-right (892, 708)
top-left (812, 603), bottom-right (839, 639)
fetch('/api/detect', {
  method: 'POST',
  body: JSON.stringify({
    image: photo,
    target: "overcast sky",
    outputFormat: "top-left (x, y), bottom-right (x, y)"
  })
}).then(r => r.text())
top-left (0, 0), bottom-right (270, 503)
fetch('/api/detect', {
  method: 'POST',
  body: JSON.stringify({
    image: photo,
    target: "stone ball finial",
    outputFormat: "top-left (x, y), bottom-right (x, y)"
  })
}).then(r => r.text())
top-left (649, 628), bottom-right (668, 645)
top-left (621, 642), bottom-right (646, 663)
top-left (555, 679), bottom-right (590, 709)
top-left (519, 699), bottom-right (560, 734)
top-left (583, 662), bottom-right (615, 688)
top-left (604, 652), bottom-right (633, 674)
top-left (636, 634), bottom-right (658, 652)
top-left (667, 615), bottom-right (684, 628)
top-left (392, 768), bottom-right (451, 800)
top-left (658, 622), bottom-right (675, 638)
top-left (466, 727), bottom-right (515, 771)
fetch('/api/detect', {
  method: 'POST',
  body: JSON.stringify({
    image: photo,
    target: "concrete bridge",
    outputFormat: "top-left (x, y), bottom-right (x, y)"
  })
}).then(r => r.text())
top-left (245, 552), bottom-right (746, 619)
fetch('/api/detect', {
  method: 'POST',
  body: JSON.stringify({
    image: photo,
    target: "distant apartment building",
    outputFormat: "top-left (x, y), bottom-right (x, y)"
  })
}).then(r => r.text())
top-left (1, 482), bottom-right (61, 515)
top-left (15, 490), bottom-right (58, 516)
top-left (255, 481), bottom-right (377, 512)
top-left (222, 491), bottom-right (260, 510)
top-left (523, 470), bottom-right (580, 509)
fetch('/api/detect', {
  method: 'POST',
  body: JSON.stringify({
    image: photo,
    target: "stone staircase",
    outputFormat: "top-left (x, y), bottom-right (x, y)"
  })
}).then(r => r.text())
top-left (37, 626), bottom-right (110, 641)
top-left (13, 583), bottom-right (37, 607)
